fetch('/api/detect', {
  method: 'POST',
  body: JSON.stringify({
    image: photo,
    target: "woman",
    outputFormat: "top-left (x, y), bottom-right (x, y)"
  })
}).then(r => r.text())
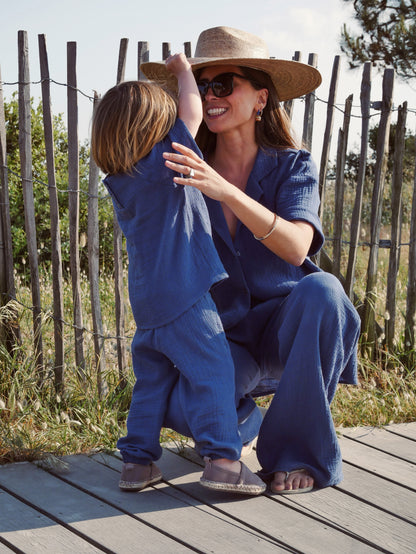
top-left (141, 26), bottom-right (361, 493)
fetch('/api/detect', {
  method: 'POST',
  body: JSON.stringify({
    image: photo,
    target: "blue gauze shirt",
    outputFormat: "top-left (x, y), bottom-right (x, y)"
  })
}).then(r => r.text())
top-left (104, 118), bottom-right (227, 329)
top-left (206, 147), bottom-right (325, 330)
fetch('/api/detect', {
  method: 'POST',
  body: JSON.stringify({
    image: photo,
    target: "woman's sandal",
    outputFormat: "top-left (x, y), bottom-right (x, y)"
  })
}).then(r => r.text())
top-left (271, 468), bottom-right (314, 494)
top-left (200, 458), bottom-right (266, 495)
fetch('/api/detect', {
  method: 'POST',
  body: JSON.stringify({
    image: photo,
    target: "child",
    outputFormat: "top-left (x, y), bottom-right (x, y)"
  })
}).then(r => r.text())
top-left (91, 53), bottom-right (265, 495)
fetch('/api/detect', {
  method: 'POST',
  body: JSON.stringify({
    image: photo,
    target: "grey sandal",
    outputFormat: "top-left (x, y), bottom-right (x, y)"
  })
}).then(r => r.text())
top-left (200, 458), bottom-right (266, 495)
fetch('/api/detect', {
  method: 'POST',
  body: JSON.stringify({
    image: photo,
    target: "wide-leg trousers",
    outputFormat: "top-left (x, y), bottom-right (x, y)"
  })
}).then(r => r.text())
top-left (118, 292), bottom-right (242, 464)
top-left (164, 272), bottom-right (361, 488)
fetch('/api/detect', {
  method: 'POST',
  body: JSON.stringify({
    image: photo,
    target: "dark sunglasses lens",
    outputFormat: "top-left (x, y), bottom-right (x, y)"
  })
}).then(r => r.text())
top-left (197, 74), bottom-right (234, 100)
top-left (212, 74), bottom-right (233, 97)
top-left (197, 81), bottom-right (209, 99)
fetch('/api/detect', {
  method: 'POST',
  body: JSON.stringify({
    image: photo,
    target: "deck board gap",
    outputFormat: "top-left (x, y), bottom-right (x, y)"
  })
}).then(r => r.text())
top-left (342, 434), bottom-right (416, 464)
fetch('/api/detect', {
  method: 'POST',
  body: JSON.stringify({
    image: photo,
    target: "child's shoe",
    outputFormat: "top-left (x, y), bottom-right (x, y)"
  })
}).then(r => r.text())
top-left (200, 457), bottom-right (266, 495)
top-left (119, 462), bottom-right (162, 491)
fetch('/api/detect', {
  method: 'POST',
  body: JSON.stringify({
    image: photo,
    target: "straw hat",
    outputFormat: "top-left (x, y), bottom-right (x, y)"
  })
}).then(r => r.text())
top-left (140, 26), bottom-right (322, 101)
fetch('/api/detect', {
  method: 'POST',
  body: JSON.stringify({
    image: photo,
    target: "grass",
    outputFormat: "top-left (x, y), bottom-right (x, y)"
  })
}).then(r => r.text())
top-left (0, 267), bottom-right (415, 465)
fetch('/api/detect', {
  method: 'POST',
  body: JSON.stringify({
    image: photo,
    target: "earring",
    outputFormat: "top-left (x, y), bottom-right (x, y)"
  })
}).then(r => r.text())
top-left (255, 108), bottom-right (263, 122)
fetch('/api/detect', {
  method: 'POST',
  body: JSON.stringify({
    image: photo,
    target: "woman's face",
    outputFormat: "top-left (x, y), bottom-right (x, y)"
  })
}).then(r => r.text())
top-left (198, 64), bottom-right (268, 138)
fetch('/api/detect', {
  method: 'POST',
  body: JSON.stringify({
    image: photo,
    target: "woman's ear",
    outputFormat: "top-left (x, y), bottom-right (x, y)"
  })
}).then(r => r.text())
top-left (256, 88), bottom-right (269, 111)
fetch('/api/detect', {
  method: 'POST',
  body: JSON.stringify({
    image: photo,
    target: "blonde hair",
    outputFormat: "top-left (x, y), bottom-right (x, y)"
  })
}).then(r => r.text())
top-left (195, 67), bottom-right (299, 155)
top-left (92, 81), bottom-right (177, 175)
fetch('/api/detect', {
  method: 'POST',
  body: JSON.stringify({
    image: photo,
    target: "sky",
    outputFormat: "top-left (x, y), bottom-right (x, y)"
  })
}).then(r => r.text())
top-left (1, 0), bottom-right (415, 161)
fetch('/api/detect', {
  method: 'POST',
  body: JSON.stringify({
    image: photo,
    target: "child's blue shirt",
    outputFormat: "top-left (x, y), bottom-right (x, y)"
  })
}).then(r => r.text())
top-left (104, 118), bottom-right (227, 329)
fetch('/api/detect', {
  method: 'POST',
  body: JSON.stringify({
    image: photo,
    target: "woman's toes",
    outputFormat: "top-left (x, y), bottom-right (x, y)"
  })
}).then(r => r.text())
top-left (271, 471), bottom-right (288, 492)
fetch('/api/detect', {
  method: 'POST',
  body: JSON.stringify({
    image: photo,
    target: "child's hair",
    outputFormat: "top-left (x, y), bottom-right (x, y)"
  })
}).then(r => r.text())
top-left (92, 80), bottom-right (177, 175)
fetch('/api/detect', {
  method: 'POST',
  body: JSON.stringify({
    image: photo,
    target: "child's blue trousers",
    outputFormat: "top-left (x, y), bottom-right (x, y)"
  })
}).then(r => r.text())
top-left (117, 291), bottom-right (242, 464)
top-left (164, 272), bottom-right (361, 488)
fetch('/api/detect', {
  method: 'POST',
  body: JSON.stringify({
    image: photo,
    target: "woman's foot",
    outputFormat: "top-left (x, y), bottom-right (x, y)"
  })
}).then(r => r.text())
top-left (271, 468), bottom-right (314, 494)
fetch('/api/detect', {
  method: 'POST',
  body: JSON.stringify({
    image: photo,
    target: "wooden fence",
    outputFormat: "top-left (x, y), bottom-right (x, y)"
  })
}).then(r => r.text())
top-left (0, 31), bottom-right (415, 393)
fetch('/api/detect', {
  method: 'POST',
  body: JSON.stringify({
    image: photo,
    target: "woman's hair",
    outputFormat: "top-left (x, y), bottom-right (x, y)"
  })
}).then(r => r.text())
top-left (195, 67), bottom-right (299, 155)
top-left (92, 81), bottom-right (177, 175)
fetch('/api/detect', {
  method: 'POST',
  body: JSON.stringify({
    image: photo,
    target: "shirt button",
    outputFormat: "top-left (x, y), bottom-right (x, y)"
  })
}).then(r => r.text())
top-left (236, 250), bottom-right (241, 256)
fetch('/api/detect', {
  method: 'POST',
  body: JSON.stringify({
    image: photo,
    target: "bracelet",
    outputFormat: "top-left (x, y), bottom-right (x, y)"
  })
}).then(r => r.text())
top-left (253, 213), bottom-right (279, 241)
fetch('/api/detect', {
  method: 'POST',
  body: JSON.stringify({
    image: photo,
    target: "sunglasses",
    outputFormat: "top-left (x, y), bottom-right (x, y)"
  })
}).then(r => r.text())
top-left (197, 72), bottom-right (257, 101)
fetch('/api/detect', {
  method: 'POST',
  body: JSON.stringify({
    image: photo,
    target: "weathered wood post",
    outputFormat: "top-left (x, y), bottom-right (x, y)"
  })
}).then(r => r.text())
top-left (405, 136), bottom-right (416, 362)
top-left (345, 62), bottom-right (372, 300)
top-left (361, 68), bottom-right (394, 358)
top-left (67, 40), bottom-right (86, 379)
top-left (88, 92), bottom-right (108, 397)
top-left (385, 102), bottom-right (407, 351)
top-left (38, 34), bottom-right (65, 391)
top-left (283, 52), bottom-right (301, 121)
top-left (333, 94), bottom-right (353, 279)
top-left (0, 68), bottom-right (21, 353)
top-left (18, 30), bottom-right (44, 378)
top-left (302, 53), bottom-right (318, 152)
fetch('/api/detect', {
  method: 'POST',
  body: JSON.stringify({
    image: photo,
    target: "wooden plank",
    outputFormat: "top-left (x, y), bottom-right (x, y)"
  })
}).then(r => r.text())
top-left (18, 30), bottom-right (44, 376)
top-left (67, 41), bottom-right (85, 378)
top-left (154, 449), bottom-right (377, 553)
top-left (338, 433), bottom-right (415, 489)
top-left (338, 462), bottom-right (416, 525)
top-left (385, 422), bottom-right (416, 441)
top-left (60, 453), bottom-right (285, 552)
top-left (0, 462), bottom-right (186, 552)
top-left (0, 488), bottom-right (101, 553)
top-left (339, 426), bottom-right (416, 464)
top-left (38, 34), bottom-right (65, 391)
top-left (273, 478), bottom-right (416, 554)
top-left (241, 447), bottom-right (416, 554)
top-left (283, 51), bottom-right (301, 120)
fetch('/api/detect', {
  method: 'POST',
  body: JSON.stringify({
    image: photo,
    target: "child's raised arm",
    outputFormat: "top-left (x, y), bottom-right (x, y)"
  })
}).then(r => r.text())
top-left (165, 53), bottom-right (202, 138)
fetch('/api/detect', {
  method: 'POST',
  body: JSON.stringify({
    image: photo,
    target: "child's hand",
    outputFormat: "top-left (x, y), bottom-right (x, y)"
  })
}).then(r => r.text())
top-left (165, 53), bottom-right (191, 78)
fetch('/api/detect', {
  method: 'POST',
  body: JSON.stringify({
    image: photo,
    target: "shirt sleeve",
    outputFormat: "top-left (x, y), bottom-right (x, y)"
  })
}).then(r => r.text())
top-left (274, 149), bottom-right (324, 256)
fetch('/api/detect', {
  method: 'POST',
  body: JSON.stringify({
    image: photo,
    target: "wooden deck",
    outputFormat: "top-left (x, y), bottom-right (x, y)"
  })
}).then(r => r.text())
top-left (1, 423), bottom-right (415, 553)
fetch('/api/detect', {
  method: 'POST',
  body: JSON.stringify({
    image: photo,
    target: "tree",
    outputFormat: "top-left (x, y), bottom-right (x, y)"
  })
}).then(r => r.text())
top-left (340, 0), bottom-right (416, 81)
top-left (4, 93), bottom-right (115, 278)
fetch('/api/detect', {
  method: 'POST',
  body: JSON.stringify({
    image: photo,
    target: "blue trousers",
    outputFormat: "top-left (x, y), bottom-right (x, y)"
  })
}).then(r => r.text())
top-left (118, 292), bottom-right (242, 464)
top-left (164, 272), bottom-right (361, 488)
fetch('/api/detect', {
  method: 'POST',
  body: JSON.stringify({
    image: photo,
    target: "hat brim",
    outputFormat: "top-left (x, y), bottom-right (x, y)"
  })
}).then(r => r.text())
top-left (141, 57), bottom-right (322, 102)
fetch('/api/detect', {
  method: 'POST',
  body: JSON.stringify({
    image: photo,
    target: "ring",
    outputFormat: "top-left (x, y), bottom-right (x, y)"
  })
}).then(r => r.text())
top-left (185, 168), bottom-right (195, 179)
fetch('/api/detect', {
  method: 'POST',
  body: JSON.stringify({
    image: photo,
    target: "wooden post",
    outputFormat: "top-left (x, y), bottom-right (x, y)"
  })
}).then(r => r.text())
top-left (302, 53), bottom-right (318, 152)
top-left (362, 68), bottom-right (394, 357)
top-left (345, 62), bottom-right (372, 300)
top-left (385, 103), bottom-right (407, 351)
top-left (333, 94), bottom-right (353, 278)
top-left (18, 30), bottom-right (44, 378)
top-left (162, 42), bottom-right (171, 60)
top-left (318, 55), bottom-right (340, 220)
top-left (67, 41), bottom-right (86, 379)
top-left (88, 92), bottom-right (108, 397)
top-left (138, 41), bottom-right (149, 80)
top-left (113, 39), bottom-right (129, 386)
top-left (117, 38), bottom-right (128, 84)
top-left (0, 67), bottom-right (21, 352)
top-left (184, 41), bottom-right (192, 58)
top-left (284, 52), bottom-right (301, 120)
top-left (404, 135), bottom-right (416, 359)
top-left (38, 34), bottom-right (65, 391)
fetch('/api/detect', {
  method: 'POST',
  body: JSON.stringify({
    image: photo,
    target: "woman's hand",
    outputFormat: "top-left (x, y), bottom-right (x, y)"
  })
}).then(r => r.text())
top-left (163, 142), bottom-right (234, 202)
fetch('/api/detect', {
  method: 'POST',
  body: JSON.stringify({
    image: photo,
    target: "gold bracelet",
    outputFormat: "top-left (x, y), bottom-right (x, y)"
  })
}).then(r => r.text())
top-left (253, 213), bottom-right (279, 241)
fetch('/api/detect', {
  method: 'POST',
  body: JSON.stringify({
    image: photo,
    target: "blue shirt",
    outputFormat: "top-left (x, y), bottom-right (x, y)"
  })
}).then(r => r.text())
top-left (104, 119), bottom-right (227, 329)
top-left (206, 147), bottom-right (325, 330)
